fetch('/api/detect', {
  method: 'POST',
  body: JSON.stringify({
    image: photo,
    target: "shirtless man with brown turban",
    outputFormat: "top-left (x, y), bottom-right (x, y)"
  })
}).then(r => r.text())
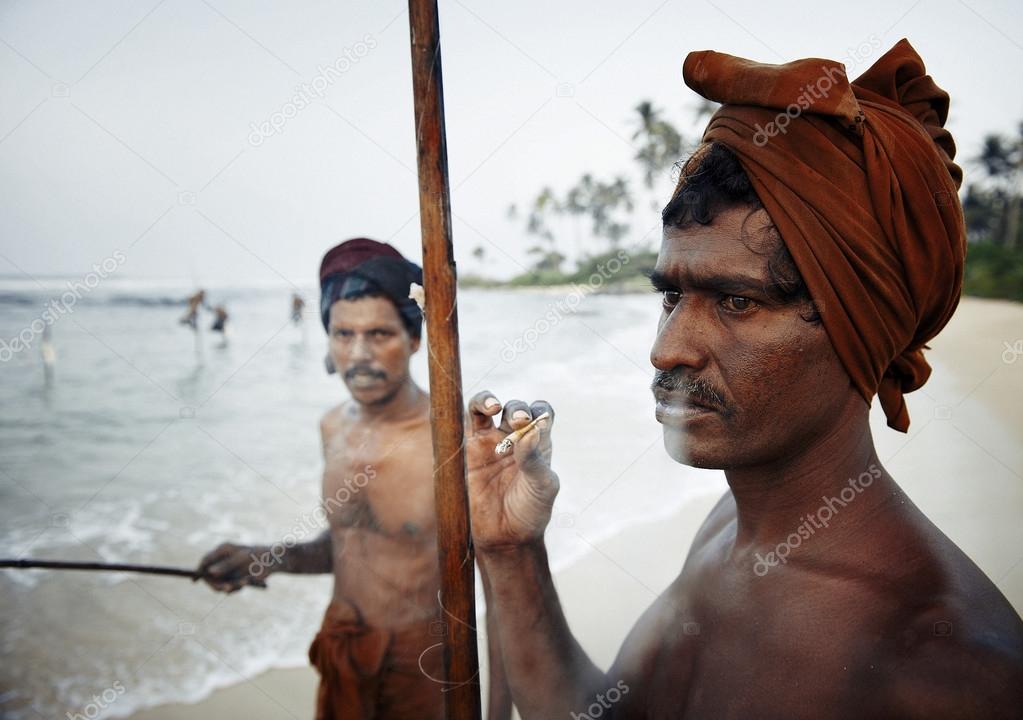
top-left (197, 238), bottom-right (510, 719)
top-left (466, 41), bottom-right (1023, 718)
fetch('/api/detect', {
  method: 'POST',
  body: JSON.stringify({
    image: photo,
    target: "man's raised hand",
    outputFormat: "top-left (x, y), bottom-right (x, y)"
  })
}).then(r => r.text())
top-left (195, 542), bottom-right (269, 593)
top-left (466, 391), bottom-right (559, 552)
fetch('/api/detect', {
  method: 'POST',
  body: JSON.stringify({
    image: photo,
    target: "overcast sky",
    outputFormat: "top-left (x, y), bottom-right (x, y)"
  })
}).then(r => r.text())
top-left (1, 0), bottom-right (1021, 286)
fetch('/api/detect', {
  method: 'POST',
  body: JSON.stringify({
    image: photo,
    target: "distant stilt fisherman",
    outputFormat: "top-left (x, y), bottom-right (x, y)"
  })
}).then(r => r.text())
top-left (210, 305), bottom-right (229, 347)
top-left (180, 289), bottom-right (206, 330)
top-left (181, 288), bottom-right (207, 360)
top-left (291, 293), bottom-right (306, 325)
top-left (40, 325), bottom-right (56, 386)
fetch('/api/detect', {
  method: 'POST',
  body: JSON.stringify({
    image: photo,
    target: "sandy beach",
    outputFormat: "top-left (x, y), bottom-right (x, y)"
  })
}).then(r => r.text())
top-left (124, 295), bottom-right (1023, 720)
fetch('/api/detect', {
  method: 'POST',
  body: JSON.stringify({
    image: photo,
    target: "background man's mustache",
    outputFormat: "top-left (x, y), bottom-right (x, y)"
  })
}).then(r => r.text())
top-left (344, 366), bottom-right (387, 381)
top-left (651, 370), bottom-right (726, 409)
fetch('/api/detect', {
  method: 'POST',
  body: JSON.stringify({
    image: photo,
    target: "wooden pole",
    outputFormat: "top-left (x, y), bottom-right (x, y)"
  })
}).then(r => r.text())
top-left (407, 2), bottom-right (482, 719)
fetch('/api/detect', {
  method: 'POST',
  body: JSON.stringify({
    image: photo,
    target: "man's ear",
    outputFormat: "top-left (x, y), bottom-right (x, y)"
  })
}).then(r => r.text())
top-left (409, 335), bottom-right (421, 354)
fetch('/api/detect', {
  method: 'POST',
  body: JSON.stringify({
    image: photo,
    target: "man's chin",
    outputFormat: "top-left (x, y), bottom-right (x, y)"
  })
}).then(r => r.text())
top-left (661, 427), bottom-right (724, 469)
top-left (347, 384), bottom-right (399, 407)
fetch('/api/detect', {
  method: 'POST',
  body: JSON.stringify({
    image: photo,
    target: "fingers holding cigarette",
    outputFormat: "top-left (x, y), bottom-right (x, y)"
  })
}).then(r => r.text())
top-left (495, 411), bottom-right (551, 455)
top-left (467, 392), bottom-right (555, 458)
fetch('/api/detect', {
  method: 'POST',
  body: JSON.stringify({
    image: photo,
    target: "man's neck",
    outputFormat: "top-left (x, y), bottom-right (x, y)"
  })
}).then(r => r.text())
top-left (724, 404), bottom-right (894, 551)
top-left (357, 379), bottom-right (427, 423)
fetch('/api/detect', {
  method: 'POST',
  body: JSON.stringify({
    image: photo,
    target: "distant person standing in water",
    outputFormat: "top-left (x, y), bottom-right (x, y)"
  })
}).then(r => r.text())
top-left (40, 325), bottom-right (56, 385)
top-left (291, 293), bottom-right (306, 325)
top-left (179, 289), bottom-right (206, 329)
top-left (210, 305), bottom-right (229, 334)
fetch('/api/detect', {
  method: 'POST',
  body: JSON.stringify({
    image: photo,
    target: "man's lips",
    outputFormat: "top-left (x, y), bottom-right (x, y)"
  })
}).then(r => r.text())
top-left (653, 389), bottom-right (719, 423)
top-left (346, 371), bottom-right (385, 387)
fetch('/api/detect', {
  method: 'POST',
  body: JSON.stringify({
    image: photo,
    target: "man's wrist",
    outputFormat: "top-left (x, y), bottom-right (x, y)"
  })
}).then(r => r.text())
top-left (248, 545), bottom-right (279, 575)
top-left (476, 538), bottom-right (547, 569)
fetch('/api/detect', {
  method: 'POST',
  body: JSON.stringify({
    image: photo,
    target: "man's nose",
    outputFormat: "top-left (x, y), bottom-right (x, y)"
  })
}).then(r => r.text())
top-left (351, 334), bottom-right (373, 362)
top-left (650, 302), bottom-right (710, 373)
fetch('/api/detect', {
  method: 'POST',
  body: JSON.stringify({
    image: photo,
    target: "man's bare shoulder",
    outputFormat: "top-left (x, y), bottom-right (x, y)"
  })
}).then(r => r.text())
top-left (877, 600), bottom-right (1023, 718)
top-left (604, 497), bottom-right (734, 711)
top-left (319, 402), bottom-right (353, 438)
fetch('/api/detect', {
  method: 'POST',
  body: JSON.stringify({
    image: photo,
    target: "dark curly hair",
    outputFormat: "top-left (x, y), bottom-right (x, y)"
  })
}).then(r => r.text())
top-left (661, 142), bottom-right (820, 322)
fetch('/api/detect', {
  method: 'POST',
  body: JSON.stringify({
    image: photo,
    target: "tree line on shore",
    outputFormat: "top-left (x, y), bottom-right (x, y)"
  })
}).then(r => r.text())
top-left (465, 101), bottom-right (1022, 302)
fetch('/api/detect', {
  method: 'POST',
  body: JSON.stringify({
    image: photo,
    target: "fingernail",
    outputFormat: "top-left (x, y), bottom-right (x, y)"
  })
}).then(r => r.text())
top-left (513, 410), bottom-right (529, 421)
top-left (484, 397), bottom-right (500, 409)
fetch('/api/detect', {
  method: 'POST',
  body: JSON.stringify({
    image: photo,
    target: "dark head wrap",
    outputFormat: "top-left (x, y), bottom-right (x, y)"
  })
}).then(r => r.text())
top-left (679, 39), bottom-right (965, 432)
top-left (319, 238), bottom-right (424, 337)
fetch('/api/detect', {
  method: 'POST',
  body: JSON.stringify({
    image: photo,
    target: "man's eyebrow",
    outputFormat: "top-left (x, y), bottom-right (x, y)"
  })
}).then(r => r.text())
top-left (330, 324), bottom-right (399, 332)
top-left (647, 269), bottom-right (770, 295)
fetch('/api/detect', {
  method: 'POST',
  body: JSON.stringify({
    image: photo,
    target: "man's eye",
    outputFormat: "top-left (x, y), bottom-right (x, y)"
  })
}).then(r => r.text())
top-left (661, 290), bottom-right (682, 308)
top-left (721, 295), bottom-right (756, 313)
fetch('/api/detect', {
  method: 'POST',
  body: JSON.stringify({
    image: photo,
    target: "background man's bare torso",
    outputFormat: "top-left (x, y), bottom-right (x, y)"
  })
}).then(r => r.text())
top-left (320, 402), bottom-right (440, 629)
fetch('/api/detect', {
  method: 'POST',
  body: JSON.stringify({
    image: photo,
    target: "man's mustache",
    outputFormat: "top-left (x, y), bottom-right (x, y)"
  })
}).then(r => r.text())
top-left (651, 370), bottom-right (726, 410)
top-left (344, 366), bottom-right (387, 381)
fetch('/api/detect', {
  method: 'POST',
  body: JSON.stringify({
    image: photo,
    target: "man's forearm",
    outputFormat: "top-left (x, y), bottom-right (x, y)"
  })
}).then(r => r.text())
top-left (481, 562), bottom-right (512, 720)
top-left (267, 529), bottom-right (334, 574)
top-left (479, 540), bottom-right (606, 718)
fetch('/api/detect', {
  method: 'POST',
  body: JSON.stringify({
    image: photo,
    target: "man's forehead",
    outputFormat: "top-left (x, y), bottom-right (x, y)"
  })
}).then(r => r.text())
top-left (329, 296), bottom-right (403, 326)
top-left (656, 219), bottom-right (774, 285)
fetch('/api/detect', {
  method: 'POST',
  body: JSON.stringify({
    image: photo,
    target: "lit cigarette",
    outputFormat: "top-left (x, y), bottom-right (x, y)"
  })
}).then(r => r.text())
top-left (495, 411), bottom-right (551, 455)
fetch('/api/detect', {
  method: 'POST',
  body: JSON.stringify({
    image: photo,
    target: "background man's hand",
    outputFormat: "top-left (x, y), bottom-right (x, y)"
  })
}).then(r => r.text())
top-left (466, 391), bottom-right (559, 552)
top-left (195, 542), bottom-right (270, 593)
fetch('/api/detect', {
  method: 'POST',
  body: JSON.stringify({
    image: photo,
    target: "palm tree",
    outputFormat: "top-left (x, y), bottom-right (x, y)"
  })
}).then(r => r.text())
top-left (631, 101), bottom-right (683, 191)
top-left (976, 129), bottom-right (1022, 249)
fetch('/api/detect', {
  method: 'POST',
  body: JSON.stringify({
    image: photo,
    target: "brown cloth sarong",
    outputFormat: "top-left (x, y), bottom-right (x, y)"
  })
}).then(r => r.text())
top-left (308, 602), bottom-right (445, 719)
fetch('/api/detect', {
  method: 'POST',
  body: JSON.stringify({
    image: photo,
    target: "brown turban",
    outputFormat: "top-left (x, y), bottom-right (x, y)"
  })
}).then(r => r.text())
top-left (681, 39), bottom-right (965, 432)
top-left (319, 237), bottom-right (423, 336)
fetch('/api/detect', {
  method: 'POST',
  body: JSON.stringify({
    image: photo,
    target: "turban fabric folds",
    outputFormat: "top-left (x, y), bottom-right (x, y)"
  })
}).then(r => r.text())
top-left (681, 39), bottom-right (966, 432)
top-left (319, 237), bottom-right (424, 337)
